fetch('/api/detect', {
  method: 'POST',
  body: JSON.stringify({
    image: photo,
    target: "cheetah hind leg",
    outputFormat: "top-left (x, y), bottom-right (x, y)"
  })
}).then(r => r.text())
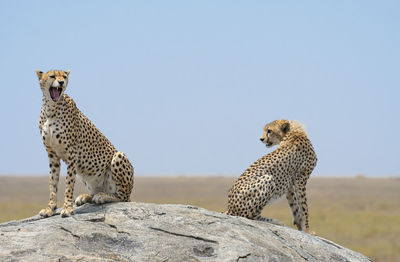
top-left (92, 151), bottom-right (134, 205)
top-left (256, 215), bottom-right (285, 226)
top-left (92, 192), bottom-right (120, 204)
top-left (75, 194), bottom-right (93, 206)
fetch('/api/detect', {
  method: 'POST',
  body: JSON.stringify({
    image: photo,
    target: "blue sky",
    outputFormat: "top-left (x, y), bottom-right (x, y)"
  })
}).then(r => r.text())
top-left (0, 1), bottom-right (399, 176)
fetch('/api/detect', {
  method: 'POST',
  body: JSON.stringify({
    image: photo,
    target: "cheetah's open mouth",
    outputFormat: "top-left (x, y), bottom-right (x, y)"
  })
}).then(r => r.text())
top-left (49, 87), bottom-right (63, 102)
top-left (266, 142), bottom-right (273, 147)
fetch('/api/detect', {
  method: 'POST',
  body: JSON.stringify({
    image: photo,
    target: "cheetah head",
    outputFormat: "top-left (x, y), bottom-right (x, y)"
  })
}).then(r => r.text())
top-left (36, 70), bottom-right (70, 103)
top-left (260, 119), bottom-right (290, 147)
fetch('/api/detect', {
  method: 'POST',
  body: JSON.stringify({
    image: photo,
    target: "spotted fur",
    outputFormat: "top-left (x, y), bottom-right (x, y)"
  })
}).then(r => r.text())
top-left (36, 70), bottom-right (134, 218)
top-left (226, 119), bottom-right (317, 233)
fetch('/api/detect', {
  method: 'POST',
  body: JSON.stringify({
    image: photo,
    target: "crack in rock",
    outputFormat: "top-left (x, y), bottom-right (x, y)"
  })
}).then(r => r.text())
top-left (82, 215), bottom-right (130, 235)
top-left (106, 223), bottom-right (131, 235)
top-left (270, 229), bottom-right (311, 261)
top-left (318, 238), bottom-right (343, 250)
top-left (203, 213), bottom-right (228, 219)
top-left (57, 226), bottom-right (80, 240)
top-left (84, 217), bottom-right (105, 223)
top-left (237, 253), bottom-right (251, 261)
top-left (149, 226), bottom-right (218, 244)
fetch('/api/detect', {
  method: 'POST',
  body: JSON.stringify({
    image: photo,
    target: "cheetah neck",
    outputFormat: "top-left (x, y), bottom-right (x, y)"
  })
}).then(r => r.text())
top-left (280, 130), bottom-right (309, 147)
top-left (42, 95), bottom-right (64, 118)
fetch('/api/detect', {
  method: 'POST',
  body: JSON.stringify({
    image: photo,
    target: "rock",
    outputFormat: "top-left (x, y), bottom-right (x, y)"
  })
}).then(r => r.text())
top-left (0, 202), bottom-right (371, 262)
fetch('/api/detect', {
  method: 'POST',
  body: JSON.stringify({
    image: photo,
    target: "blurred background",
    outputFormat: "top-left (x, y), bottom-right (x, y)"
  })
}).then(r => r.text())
top-left (0, 1), bottom-right (399, 261)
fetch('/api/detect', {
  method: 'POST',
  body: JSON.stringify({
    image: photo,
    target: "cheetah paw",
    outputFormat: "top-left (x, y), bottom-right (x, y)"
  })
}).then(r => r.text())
top-left (306, 229), bottom-right (316, 235)
top-left (92, 192), bottom-right (120, 204)
top-left (92, 193), bottom-right (108, 204)
top-left (39, 207), bottom-right (55, 217)
top-left (61, 206), bottom-right (74, 217)
top-left (75, 194), bottom-right (93, 206)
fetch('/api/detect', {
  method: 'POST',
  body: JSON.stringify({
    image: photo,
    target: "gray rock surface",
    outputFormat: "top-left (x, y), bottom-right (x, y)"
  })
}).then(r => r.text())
top-left (0, 202), bottom-right (371, 262)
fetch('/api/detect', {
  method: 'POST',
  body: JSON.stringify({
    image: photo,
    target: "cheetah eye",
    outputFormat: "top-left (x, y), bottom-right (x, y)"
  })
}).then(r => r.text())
top-left (49, 75), bottom-right (56, 79)
top-left (63, 75), bottom-right (67, 78)
top-left (267, 129), bottom-right (271, 134)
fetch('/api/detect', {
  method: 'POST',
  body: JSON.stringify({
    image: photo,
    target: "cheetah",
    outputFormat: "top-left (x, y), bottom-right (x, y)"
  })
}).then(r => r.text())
top-left (226, 119), bottom-right (317, 234)
top-left (36, 69), bottom-right (134, 218)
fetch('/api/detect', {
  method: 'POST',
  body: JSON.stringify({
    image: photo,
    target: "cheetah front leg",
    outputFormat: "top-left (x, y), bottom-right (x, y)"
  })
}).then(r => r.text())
top-left (92, 151), bottom-right (134, 204)
top-left (39, 151), bottom-right (61, 218)
top-left (60, 156), bottom-right (78, 217)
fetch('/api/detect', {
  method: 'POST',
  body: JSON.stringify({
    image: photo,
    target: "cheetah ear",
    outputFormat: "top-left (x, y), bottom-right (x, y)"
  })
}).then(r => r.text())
top-left (36, 70), bottom-right (43, 80)
top-left (281, 122), bottom-right (290, 134)
top-left (65, 70), bottom-right (71, 76)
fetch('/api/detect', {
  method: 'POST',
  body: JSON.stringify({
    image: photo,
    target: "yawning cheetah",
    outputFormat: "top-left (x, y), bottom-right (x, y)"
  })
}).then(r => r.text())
top-left (36, 69), bottom-right (134, 218)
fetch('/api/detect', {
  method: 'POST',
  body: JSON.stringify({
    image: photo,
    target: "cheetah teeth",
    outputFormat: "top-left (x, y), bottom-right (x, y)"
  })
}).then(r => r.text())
top-left (49, 87), bottom-right (63, 102)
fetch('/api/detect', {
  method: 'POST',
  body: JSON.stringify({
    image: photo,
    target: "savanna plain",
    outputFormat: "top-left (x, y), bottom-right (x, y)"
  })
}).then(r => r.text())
top-left (0, 176), bottom-right (399, 262)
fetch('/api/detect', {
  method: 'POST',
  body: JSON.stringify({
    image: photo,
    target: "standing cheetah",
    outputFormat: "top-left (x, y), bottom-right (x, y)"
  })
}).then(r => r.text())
top-left (226, 119), bottom-right (317, 233)
top-left (36, 69), bottom-right (134, 218)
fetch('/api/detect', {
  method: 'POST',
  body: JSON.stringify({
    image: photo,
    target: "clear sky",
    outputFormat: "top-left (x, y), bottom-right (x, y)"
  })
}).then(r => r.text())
top-left (0, 1), bottom-right (399, 176)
